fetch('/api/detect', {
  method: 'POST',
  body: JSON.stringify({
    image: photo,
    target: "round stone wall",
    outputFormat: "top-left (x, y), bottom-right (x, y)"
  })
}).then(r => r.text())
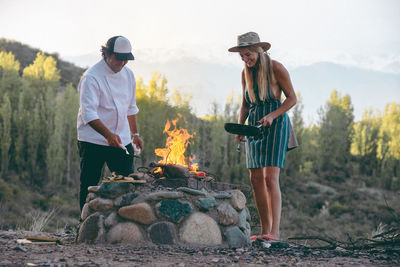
top-left (77, 182), bottom-right (251, 247)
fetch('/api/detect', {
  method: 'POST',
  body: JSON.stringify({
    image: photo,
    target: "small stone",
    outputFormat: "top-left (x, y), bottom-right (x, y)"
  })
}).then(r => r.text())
top-left (212, 193), bottom-right (232, 199)
top-left (238, 209), bottom-right (251, 236)
top-left (179, 212), bottom-right (222, 245)
top-left (0, 260), bottom-right (12, 266)
top-left (148, 221), bottom-right (177, 245)
top-left (80, 203), bottom-right (91, 221)
top-left (196, 197), bottom-right (217, 212)
top-left (118, 203), bottom-right (156, 224)
top-left (146, 191), bottom-right (184, 201)
top-left (104, 211), bottom-right (119, 228)
top-left (13, 246), bottom-right (27, 252)
top-left (229, 190), bottom-right (246, 211)
top-left (113, 192), bottom-right (138, 207)
top-left (157, 199), bottom-right (192, 223)
top-left (177, 187), bottom-right (207, 196)
top-left (107, 222), bottom-right (143, 243)
top-left (86, 192), bottom-right (97, 203)
top-left (217, 202), bottom-right (238, 226)
top-left (88, 186), bottom-right (100, 192)
top-left (225, 226), bottom-right (251, 247)
top-left (97, 182), bottom-right (132, 199)
top-left (77, 213), bottom-right (105, 243)
top-left (88, 198), bottom-right (113, 211)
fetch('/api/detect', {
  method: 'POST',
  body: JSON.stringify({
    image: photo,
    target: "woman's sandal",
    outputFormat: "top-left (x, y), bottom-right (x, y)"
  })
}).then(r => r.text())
top-left (251, 234), bottom-right (276, 242)
top-left (257, 234), bottom-right (276, 242)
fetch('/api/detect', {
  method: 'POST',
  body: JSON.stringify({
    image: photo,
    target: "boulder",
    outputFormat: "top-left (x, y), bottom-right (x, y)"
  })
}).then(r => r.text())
top-left (118, 203), bottom-right (156, 224)
top-left (230, 190), bottom-right (246, 211)
top-left (88, 198), bottom-right (113, 211)
top-left (157, 199), bottom-right (192, 223)
top-left (196, 197), bottom-right (217, 212)
top-left (77, 213), bottom-right (105, 243)
top-left (106, 222), bottom-right (143, 243)
top-left (217, 202), bottom-right (238, 226)
top-left (179, 212), bottom-right (222, 245)
top-left (97, 182), bottom-right (132, 199)
top-left (225, 226), bottom-right (251, 246)
top-left (148, 221), bottom-right (177, 245)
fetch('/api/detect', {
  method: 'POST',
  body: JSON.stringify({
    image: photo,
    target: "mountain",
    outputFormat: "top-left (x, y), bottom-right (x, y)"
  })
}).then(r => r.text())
top-left (66, 50), bottom-right (400, 124)
top-left (0, 38), bottom-right (85, 86)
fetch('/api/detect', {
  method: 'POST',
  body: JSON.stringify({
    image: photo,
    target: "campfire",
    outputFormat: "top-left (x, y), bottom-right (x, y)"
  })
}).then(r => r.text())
top-left (151, 114), bottom-right (205, 180)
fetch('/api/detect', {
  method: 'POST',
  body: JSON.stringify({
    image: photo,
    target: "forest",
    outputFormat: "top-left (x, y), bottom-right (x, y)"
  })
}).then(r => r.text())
top-left (0, 40), bottom-right (399, 241)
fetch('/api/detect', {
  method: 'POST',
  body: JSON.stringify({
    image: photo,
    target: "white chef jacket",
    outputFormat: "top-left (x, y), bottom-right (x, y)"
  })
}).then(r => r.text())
top-left (77, 59), bottom-right (139, 146)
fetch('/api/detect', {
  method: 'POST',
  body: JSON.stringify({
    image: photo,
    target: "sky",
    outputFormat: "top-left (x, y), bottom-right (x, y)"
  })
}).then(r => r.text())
top-left (1, 0), bottom-right (399, 71)
top-left (0, 0), bottom-right (399, 122)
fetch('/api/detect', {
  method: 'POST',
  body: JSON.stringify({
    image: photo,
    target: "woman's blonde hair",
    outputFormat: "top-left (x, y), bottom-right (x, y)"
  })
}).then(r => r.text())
top-left (243, 46), bottom-right (275, 103)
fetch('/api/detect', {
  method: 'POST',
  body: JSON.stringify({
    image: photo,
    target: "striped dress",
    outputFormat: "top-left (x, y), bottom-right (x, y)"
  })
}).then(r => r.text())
top-left (245, 83), bottom-right (290, 169)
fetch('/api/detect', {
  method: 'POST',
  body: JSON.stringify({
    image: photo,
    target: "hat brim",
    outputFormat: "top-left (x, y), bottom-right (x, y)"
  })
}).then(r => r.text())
top-left (228, 42), bottom-right (271, 52)
top-left (114, 52), bottom-right (135, 61)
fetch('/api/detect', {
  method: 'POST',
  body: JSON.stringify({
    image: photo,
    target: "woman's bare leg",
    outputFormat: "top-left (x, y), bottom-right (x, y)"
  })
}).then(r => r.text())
top-left (249, 168), bottom-right (271, 234)
top-left (264, 166), bottom-right (281, 240)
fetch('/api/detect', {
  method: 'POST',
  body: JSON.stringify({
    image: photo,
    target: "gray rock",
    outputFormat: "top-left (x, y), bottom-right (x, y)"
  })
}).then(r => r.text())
top-left (196, 197), bottom-right (217, 212)
top-left (86, 192), bottom-right (97, 203)
top-left (147, 221), bottom-right (177, 245)
top-left (156, 199), bottom-right (192, 223)
top-left (97, 182), bottom-right (132, 199)
top-left (146, 191), bottom-right (184, 201)
top-left (229, 190), bottom-right (246, 211)
top-left (177, 187), bottom-right (207, 196)
top-left (179, 212), bottom-right (222, 245)
top-left (217, 202), bottom-right (238, 226)
top-left (107, 222), bottom-right (143, 244)
top-left (238, 209), bottom-right (251, 236)
top-left (113, 192), bottom-right (138, 207)
top-left (118, 203), bottom-right (156, 224)
top-left (104, 211), bottom-right (118, 228)
top-left (212, 193), bottom-right (233, 199)
top-left (88, 185), bottom-right (100, 193)
top-left (225, 226), bottom-right (251, 247)
top-left (77, 213), bottom-right (105, 243)
top-left (80, 203), bottom-right (92, 221)
top-left (88, 198), bottom-right (113, 211)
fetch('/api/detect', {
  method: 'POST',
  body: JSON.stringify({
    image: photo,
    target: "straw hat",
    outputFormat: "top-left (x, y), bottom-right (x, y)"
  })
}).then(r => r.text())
top-left (228, 32), bottom-right (271, 52)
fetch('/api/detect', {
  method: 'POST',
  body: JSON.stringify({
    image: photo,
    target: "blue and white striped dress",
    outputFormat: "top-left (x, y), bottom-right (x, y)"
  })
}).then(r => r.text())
top-left (245, 83), bottom-right (290, 169)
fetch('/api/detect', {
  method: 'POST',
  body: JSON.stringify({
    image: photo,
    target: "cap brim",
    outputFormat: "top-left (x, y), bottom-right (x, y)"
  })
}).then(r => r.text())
top-left (228, 42), bottom-right (271, 52)
top-left (114, 52), bottom-right (135, 61)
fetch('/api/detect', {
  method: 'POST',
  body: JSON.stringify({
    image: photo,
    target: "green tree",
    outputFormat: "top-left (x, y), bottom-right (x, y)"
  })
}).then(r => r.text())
top-left (0, 93), bottom-right (12, 173)
top-left (47, 84), bottom-right (79, 185)
top-left (317, 90), bottom-right (354, 180)
top-left (284, 92), bottom-right (304, 176)
top-left (351, 109), bottom-right (380, 175)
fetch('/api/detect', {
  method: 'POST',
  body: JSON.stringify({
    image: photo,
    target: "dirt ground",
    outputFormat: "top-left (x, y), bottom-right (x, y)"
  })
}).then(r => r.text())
top-left (0, 230), bottom-right (398, 266)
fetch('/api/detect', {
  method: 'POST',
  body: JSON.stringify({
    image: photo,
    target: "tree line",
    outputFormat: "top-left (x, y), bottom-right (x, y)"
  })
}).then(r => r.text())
top-left (0, 50), bottom-right (399, 203)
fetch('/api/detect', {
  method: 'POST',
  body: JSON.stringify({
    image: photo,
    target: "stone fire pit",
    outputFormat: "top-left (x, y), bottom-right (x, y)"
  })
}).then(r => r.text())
top-left (77, 172), bottom-right (252, 247)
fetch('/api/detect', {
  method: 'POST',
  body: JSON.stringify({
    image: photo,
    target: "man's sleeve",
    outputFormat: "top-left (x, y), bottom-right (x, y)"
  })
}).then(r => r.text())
top-left (127, 74), bottom-right (139, 116)
top-left (79, 75), bottom-right (100, 124)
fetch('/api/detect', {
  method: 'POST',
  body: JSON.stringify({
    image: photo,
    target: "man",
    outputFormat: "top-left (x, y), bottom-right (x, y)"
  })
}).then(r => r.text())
top-left (77, 36), bottom-right (144, 211)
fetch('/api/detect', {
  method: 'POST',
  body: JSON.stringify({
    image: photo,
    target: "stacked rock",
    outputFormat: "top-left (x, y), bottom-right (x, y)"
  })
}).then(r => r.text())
top-left (78, 182), bottom-right (251, 246)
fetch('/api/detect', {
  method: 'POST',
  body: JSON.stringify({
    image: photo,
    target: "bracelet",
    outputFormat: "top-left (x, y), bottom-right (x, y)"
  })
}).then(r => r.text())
top-left (131, 133), bottom-right (140, 137)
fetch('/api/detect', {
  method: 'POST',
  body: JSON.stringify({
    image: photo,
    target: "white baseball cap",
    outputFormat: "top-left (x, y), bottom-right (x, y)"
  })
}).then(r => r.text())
top-left (106, 36), bottom-right (134, 61)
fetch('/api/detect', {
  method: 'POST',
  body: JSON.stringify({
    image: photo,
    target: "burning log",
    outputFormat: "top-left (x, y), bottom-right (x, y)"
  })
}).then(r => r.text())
top-left (149, 162), bottom-right (190, 179)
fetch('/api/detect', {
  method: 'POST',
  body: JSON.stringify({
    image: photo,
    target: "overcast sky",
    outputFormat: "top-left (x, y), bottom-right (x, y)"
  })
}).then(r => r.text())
top-left (1, 0), bottom-right (399, 72)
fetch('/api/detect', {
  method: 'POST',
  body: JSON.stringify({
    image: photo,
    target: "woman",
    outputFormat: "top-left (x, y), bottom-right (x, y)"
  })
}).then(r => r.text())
top-left (228, 32), bottom-right (297, 241)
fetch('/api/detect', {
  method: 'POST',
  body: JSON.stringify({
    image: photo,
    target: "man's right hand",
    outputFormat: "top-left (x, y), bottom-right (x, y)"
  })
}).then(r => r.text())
top-left (105, 133), bottom-right (122, 147)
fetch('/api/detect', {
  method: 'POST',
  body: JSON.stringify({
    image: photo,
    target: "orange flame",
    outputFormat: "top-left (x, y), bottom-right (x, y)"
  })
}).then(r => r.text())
top-left (155, 114), bottom-right (198, 171)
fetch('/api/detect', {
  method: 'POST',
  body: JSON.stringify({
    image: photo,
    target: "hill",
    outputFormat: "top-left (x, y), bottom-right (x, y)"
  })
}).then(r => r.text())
top-left (0, 38), bottom-right (85, 86)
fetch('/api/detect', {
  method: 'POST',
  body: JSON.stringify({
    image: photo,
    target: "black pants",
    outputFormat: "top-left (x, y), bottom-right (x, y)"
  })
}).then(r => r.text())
top-left (78, 141), bottom-right (134, 211)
